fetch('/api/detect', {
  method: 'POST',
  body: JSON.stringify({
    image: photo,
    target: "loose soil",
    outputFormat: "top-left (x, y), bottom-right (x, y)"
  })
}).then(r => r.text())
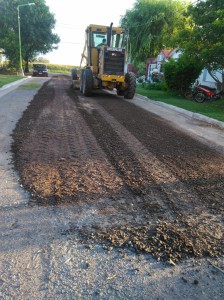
top-left (11, 75), bottom-right (224, 264)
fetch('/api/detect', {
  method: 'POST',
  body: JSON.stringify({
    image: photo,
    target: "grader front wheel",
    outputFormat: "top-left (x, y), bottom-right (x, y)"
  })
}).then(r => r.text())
top-left (82, 69), bottom-right (93, 96)
top-left (80, 70), bottom-right (84, 93)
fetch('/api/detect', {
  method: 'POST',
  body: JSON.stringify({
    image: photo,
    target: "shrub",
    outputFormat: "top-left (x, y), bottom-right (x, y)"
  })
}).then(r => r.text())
top-left (136, 62), bottom-right (146, 77)
top-left (163, 54), bottom-right (203, 94)
top-left (142, 81), bottom-right (167, 91)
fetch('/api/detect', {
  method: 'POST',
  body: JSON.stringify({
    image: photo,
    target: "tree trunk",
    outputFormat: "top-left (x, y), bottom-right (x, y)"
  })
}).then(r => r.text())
top-left (24, 60), bottom-right (29, 73)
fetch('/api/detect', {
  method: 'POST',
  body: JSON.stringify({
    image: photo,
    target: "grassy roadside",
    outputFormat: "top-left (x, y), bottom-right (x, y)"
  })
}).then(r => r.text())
top-left (0, 75), bottom-right (23, 88)
top-left (18, 82), bottom-right (42, 90)
top-left (137, 86), bottom-right (224, 122)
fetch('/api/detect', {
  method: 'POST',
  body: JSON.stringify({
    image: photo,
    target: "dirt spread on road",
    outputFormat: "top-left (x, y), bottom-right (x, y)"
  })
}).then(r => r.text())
top-left (11, 76), bottom-right (224, 263)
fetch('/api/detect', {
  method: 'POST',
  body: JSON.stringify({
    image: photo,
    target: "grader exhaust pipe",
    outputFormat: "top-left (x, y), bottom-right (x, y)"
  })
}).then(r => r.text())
top-left (107, 22), bottom-right (113, 47)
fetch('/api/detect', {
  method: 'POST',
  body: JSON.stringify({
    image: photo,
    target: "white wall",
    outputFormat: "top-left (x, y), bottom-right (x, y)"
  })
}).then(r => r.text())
top-left (198, 69), bottom-right (222, 88)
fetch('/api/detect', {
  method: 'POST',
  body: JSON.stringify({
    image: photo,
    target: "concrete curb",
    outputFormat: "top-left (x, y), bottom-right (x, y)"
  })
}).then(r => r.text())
top-left (136, 94), bottom-right (224, 130)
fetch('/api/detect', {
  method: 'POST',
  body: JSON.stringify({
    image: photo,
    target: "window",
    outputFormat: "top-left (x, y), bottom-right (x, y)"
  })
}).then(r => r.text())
top-left (93, 33), bottom-right (107, 47)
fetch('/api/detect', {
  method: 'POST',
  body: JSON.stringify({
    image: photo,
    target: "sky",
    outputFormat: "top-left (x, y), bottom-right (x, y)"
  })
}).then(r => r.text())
top-left (44, 0), bottom-right (136, 66)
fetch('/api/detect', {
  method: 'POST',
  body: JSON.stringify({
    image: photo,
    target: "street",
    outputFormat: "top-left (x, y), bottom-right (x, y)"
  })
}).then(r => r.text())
top-left (0, 75), bottom-right (223, 299)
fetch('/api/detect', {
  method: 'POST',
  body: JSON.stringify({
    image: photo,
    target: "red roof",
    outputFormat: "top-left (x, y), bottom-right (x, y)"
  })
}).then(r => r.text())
top-left (146, 49), bottom-right (175, 65)
top-left (161, 49), bottom-right (174, 59)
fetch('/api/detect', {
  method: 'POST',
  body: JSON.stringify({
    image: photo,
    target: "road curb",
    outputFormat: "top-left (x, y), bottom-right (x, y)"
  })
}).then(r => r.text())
top-left (136, 94), bottom-right (224, 130)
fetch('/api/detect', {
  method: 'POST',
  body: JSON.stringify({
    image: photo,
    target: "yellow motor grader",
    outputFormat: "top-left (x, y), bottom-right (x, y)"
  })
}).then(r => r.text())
top-left (72, 23), bottom-right (136, 99)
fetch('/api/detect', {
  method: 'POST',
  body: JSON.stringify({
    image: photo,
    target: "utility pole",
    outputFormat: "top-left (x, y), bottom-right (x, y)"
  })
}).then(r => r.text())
top-left (17, 3), bottom-right (35, 76)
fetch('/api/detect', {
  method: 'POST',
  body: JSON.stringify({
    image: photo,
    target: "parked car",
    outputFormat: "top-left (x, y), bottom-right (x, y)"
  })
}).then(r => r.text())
top-left (32, 64), bottom-right (48, 77)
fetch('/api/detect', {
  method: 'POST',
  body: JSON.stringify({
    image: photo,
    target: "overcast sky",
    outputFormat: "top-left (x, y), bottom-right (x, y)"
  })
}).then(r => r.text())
top-left (44, 0), bottom-right (136, 66)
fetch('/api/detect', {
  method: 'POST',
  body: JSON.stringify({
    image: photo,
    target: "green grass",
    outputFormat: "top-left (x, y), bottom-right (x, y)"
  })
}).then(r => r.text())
top-left (0, 75), bottom-right (23, 88)
top-left (137, 86), bottom-right (224, 122)
top-left (18, 82), bottom-right (42, 90)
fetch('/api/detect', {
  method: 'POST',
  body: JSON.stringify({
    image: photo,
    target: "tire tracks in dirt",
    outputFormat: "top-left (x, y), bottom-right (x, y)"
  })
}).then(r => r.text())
top-left (1, 76), bottom-right (224, 299)
top-left (96, 95), bottom-right (224, 213)
top-left (76, 94), bottom-right (222, 221)
top-left (11, 76), bottom-right (224, 262)
top-left (73, 91), bottom-right (223, 261)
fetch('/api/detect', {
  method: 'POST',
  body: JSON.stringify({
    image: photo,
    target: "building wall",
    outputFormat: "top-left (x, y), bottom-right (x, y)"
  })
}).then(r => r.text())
top-left (198, 69), bottom-right (222, 88)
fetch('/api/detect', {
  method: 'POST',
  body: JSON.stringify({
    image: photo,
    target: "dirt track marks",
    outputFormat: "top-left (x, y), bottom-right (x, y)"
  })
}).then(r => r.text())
top-left (94, 94), bottom-right (224, 213)
top-left (12, 77), bottom-right (127, 204)
top-left (75, 93), bottom-right (223, 260)
top-left (11, 76), bottom-right (224, 261)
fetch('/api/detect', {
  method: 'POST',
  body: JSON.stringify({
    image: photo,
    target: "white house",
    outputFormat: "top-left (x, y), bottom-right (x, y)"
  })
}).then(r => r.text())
top-left (146, 49), bottom-right (177, 82)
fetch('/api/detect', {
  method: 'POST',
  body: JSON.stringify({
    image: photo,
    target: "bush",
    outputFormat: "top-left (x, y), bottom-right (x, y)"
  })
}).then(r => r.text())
top-left (136, 62), bottom-right (146, 77)
top-left (142, 81), bottom-right (167, 91)
top-left (0, 64), bottom-right (17, 75)
top-left (163, 54), bottom-right (203, 94)
top-left (137, 77), bottom-right (145, 84)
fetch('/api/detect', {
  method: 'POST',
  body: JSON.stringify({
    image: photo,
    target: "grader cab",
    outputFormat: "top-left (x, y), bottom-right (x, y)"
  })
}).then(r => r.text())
top-left (72, 23), bottom-right (136, 99)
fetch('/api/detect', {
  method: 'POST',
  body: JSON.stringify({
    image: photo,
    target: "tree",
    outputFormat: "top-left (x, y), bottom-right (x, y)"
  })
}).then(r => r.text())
top-left (136, 62), bottom-right (146, 77)
top-left (0, 49), bottom-right (3, 65)
top-left (174, 0), bottom-right (224, 87)
top-left (35, 57), bottom-right (50, 63)
top-left (121, 0), bottom-right (188, 64)
top-left (0, 0), bottom-right (60, 72)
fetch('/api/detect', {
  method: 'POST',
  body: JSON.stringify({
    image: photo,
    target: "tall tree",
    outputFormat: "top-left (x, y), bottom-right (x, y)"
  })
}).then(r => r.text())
top-left (121, 0), bottom-right (188, 64)
top-left (0, 0), bottom-right (60, 72)
top-left (174, 0), bottom-right (224, 85)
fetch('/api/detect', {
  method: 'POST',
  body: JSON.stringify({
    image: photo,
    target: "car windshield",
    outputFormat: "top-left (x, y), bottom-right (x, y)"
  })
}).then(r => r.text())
top-left (33, 64), bottom-right (47, 69)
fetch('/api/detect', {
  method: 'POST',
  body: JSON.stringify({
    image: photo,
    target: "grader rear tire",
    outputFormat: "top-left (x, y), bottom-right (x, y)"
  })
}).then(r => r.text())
top-left (124, 72), bottom-right (136, 99)
top-left (82, 69), bottom-right (93, 96)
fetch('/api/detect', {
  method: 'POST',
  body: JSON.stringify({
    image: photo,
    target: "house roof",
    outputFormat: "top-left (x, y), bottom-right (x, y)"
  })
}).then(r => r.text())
top-left (146, 49), bottom-right (175, 64)
top-left (161, 49), bottom-right (174, 59)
